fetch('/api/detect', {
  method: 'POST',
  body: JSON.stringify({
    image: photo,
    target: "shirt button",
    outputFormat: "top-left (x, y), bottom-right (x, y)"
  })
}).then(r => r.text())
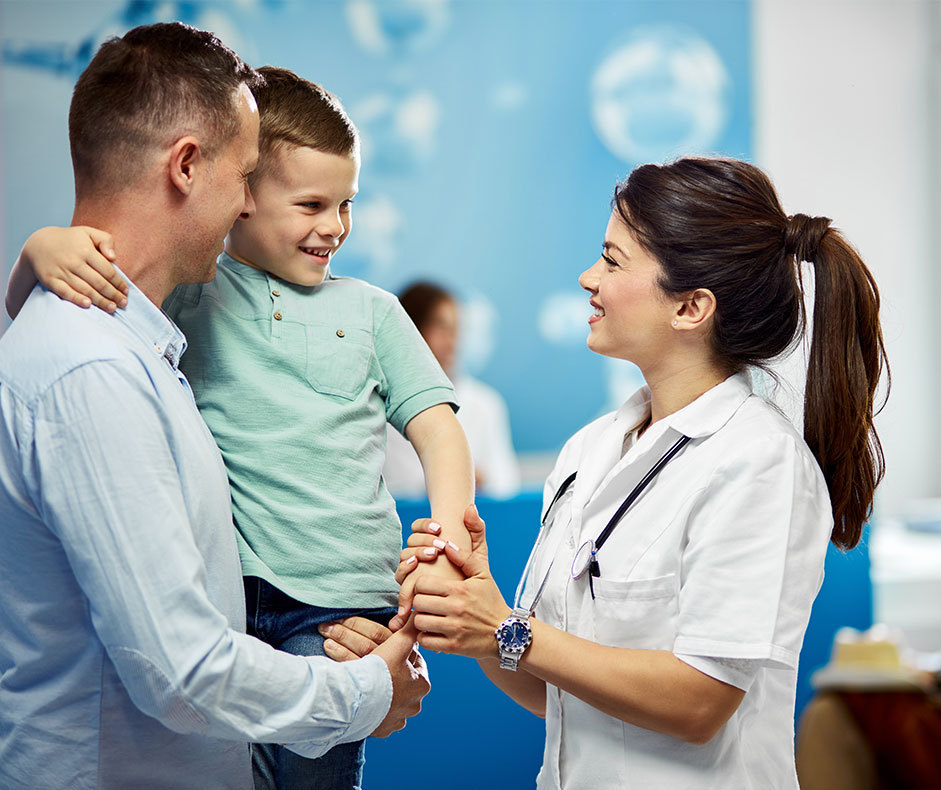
top-left (272, 290), bottom-right (280, 297)
top-left (274, 312), bottom-right (282, 321)
top-left (336, 329), bottom-right (345, 338)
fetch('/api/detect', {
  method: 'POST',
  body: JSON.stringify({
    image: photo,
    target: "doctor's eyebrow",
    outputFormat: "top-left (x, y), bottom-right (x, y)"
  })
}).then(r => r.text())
top-left (604, 241), bottom-right (630, 260)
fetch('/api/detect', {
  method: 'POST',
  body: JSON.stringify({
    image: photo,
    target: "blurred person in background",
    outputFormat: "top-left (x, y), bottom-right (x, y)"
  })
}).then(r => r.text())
top-left (384, 281), bottom-right (521, 500)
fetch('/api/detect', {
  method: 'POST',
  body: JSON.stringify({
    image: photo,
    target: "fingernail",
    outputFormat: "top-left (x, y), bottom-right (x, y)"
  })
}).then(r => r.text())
top-left (319, 624), bottom-right (333, 635)
top-left (432, 539), bottom-right (446, 549)
top-left (405, 555), bottom-right (417, 566)
top-left (397, 605), bottom-right (406, 616)
top-left (428, 522), bottom-right (441, 534)
top-left (447, 541), bottom-right (460, 551)
top-left (422, 547), bottom-right (436, 557)
top-left (118, 296), bottom-right (127, 307)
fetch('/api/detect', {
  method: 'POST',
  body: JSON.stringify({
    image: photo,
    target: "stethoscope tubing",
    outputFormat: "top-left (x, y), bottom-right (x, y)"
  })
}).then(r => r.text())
top-left (514, 433), bottom-right (691, 612)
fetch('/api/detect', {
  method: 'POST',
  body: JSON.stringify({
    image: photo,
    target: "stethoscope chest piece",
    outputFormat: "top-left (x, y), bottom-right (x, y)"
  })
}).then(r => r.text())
top-left (571, 539), bottom-right (596, 580)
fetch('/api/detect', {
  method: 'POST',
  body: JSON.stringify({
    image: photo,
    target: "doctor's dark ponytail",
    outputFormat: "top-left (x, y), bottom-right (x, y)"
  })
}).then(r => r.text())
top-left (613, 157), bottom-right (888, 550)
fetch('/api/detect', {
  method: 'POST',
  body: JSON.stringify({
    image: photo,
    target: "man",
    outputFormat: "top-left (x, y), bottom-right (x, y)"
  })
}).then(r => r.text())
top-left (0, 23), bottom-right (426, 790)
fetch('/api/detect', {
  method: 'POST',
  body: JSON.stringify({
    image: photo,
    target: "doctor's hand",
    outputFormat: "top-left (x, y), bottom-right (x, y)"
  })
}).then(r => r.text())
top-left (411, 527), bottom-right (512, 660)
top-left (390, 505), bottom-right (491, 631)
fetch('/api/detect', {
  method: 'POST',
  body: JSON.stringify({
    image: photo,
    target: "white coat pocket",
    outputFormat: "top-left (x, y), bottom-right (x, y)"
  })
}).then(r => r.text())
top-left (586, 573), bottom-right (678, 650)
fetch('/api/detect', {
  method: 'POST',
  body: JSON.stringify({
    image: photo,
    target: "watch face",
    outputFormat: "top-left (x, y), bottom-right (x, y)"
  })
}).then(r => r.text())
top-left (498, 618), bottom-right (532, 653)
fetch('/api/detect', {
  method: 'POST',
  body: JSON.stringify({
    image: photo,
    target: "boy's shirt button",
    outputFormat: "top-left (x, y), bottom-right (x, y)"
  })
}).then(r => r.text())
top-left (274, 312), bottom-right (283, 321)
top-left (336, 329), bottom-right (345, 338)
top-left (272, 290), bottom-right (280, 297)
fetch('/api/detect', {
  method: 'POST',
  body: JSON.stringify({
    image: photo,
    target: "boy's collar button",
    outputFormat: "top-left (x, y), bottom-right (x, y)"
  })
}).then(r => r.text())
top-left (272, 289), bottom-right (280, 297)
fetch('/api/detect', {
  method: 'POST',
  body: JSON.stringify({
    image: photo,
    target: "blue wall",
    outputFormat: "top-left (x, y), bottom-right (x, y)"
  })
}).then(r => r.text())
top-left (0, 0), bottom-right (752, 457)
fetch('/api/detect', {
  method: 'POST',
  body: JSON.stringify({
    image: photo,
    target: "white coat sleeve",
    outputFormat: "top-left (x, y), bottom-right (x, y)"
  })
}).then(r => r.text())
top-left (673, 433), bottom-right (832, 669)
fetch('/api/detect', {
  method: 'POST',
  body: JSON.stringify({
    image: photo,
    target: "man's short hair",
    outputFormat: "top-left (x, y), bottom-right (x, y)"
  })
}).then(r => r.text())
top-left (68, 22), bottom-right (259, 198)
top-left (250, 66), bottom-right (359, 184)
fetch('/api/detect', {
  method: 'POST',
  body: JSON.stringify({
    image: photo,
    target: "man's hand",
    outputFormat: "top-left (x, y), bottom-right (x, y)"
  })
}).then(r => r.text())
top-left (365, 619), bottom-right (429, 738)
top-left (319, 616), bottom-right (393, 661)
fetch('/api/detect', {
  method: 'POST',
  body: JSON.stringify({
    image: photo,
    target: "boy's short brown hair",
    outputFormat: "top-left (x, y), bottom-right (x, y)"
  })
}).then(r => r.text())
top-left (251, 66), bottom-right (359, 183)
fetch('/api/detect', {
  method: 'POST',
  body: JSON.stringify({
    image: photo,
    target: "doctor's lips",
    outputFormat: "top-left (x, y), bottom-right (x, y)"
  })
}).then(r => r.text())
top-left (589, 299), bottom-right (605, 322)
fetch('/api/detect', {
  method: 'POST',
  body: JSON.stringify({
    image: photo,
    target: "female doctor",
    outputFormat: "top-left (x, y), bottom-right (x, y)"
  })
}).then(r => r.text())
top-left (326, 157), bottom-right (888, 789)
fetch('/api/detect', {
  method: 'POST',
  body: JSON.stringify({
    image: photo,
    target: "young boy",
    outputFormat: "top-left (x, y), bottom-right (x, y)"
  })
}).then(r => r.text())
top-left (8, 67), bottom-right (473, 790)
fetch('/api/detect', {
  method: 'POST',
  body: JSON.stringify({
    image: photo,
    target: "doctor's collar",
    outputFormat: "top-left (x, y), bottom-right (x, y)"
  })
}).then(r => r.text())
top-left (616, 372), bottom-right (752, 443)
top-left (663, 372), bottom-right (752, 439)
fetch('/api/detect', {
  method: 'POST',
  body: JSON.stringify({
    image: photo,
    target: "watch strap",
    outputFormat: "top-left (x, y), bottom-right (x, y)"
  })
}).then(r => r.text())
top-left (496, 607), bottom-right (533, 671)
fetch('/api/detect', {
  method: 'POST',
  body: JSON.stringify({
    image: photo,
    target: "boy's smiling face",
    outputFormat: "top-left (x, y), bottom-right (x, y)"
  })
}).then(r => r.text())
top-left (225, 144), bottom-right (359, 286)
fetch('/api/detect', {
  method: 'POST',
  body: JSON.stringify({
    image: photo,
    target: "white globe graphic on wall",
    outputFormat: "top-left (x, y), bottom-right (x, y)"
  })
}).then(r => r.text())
top-left (590, 26), bottom-right (730, 164)
top-left (353, 88), bottom-right (440, 175)
top-left (346, 0), bottom-right (450, 56)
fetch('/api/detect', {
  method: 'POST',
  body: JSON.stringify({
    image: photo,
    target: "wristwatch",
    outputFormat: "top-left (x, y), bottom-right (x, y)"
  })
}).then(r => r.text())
top-left (494, 607), bottom-right (533, 671)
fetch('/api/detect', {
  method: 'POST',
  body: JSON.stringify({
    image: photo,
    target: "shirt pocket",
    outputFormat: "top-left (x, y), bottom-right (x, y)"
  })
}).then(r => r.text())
top-left (305, 324), bottom-right (373, 400)
top-left (586, 573), bottom-right (678, 650)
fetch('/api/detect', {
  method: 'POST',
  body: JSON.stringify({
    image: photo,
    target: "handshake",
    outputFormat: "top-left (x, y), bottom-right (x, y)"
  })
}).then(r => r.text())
top-left (319, 504), bottom-right (510, 738)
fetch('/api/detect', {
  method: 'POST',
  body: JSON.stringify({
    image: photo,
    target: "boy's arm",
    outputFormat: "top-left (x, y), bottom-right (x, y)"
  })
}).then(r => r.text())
top-left (399, 403), bottom-right (474, 606)
top-left (6, 226), bottom-right (127, 319)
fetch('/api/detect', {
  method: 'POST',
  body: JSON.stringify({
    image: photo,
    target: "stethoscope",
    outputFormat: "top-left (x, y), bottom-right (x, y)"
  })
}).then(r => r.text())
top-left (513, 433), bottom-right (691, 612)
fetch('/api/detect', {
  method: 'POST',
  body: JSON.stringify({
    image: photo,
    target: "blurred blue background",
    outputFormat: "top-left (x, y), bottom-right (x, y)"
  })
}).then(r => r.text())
top-left (0, 0), bottom-right (752, 460)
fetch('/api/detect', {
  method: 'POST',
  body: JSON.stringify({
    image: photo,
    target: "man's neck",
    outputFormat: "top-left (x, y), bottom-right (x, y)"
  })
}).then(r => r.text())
top-left (72, 197), bottom-right (177, 307)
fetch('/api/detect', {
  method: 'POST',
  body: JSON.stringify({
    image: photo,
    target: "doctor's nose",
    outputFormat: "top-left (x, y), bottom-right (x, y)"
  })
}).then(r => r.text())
top-left (579, 259), bottom-right (602, 292)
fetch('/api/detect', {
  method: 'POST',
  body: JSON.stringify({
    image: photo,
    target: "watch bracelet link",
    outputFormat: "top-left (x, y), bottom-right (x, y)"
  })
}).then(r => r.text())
top-left (496, 606), bottom-right (534, 670)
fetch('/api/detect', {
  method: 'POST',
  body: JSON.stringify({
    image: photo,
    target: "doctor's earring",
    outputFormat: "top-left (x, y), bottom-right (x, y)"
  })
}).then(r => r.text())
top-left (672, 319), bottom-right (678, 327)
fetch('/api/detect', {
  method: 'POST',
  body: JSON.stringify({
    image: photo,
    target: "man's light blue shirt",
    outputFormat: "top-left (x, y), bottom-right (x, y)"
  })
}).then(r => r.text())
top-left (0, 278), bottom-right (391, 790)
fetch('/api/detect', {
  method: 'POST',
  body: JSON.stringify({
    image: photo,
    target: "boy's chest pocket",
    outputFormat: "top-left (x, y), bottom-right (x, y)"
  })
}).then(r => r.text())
top-left (583, 573), bottom-right (678, 650)
top-left (305, 324), bottom-right (373, 400)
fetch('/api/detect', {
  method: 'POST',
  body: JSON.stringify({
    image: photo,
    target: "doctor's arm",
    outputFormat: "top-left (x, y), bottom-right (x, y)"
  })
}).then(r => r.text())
top-left (402, 525), bottom-right (744, 744)
top-left (5, 225), bottom-right (127, 319)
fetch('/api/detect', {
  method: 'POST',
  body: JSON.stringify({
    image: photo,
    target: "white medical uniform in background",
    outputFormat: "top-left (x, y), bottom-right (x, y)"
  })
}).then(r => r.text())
top-left (384, 374), bottom-right (521, 500)
top-left (529, 373), bottom-right (833, 789)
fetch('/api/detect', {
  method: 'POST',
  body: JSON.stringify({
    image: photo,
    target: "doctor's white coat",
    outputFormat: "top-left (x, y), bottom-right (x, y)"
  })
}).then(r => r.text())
top-left (530, 373), bottom-right (833, 789)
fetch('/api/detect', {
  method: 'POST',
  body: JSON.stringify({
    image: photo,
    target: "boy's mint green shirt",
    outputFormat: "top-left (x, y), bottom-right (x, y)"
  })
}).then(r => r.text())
top-left (163, 253), bottom-right (456, 609)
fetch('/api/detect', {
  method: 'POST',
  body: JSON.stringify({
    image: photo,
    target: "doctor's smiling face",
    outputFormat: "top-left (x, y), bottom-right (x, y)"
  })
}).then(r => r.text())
top-left (579, 212), bottom-right (677, 369)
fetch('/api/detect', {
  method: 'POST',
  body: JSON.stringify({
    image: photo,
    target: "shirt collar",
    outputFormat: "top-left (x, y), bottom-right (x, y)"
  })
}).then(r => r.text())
top-left (615, 371), bottom-right (754, 441)
top-left (218, 251), bottom-right (266, 280)
top-left (113, 267), bottom-right (187, 369)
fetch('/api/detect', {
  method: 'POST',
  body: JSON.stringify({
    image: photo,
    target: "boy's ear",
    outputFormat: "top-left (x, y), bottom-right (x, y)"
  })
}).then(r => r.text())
top-left (674, 288), bottom-right (716, 331)
top-left (168, 136), bottom-right (202, 196)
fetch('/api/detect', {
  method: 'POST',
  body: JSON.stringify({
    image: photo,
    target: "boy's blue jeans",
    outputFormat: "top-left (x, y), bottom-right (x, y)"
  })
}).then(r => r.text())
top-left (244, 576), bottom-right (397, 790)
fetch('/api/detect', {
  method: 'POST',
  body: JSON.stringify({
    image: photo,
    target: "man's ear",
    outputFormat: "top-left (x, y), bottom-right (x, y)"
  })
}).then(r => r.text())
top-left (674, 288), bottom-right (716, 331)
top-left (168, 136), bottom-right (202, 196)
